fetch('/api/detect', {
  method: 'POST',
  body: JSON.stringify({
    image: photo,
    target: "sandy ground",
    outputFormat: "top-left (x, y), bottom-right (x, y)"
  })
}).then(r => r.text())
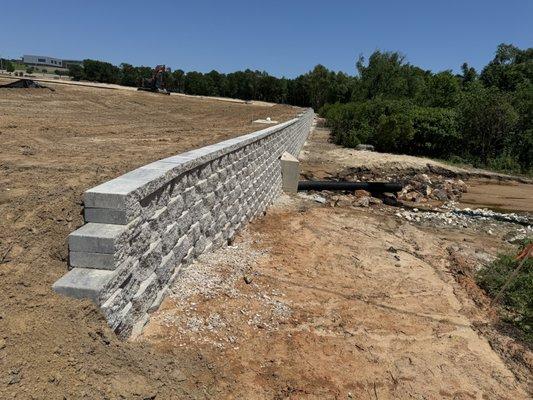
top-left (142, 126), bottom-right (532, 399)
top-left (0, 79), bottom-right (297, 399)
top-left (460, 180), bottom-right (533, 213)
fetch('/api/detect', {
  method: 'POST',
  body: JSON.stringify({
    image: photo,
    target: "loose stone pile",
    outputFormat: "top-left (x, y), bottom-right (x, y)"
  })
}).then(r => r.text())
top-left (332, 169), bottom-right (469, 204)
top-left (397, 173), bottom-right (468, 203)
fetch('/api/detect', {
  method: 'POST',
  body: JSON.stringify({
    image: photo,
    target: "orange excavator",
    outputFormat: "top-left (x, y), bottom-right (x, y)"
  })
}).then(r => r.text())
top-left (138, 65), bottom-right (170, 95)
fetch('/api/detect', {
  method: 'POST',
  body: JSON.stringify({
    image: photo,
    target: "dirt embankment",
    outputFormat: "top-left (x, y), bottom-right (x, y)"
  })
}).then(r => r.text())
top-left (301, 127), bottom-right (533, 214)
top-left (0, 80), bottom-right (298, 398)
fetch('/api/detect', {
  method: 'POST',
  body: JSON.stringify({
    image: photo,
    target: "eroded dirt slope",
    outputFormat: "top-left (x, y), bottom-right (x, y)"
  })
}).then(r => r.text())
top-left (0, 80), bottom-right (297, 398)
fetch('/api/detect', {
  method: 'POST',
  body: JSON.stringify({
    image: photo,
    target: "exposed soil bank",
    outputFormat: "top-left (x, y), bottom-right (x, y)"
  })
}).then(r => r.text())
top-left (143, 196), bottom-right (531, 399)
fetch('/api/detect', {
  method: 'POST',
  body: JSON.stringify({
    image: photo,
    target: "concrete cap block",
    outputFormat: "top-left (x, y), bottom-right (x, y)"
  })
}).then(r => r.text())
top-left (159, 154), bottom-right (196, 165)
top-left (281, 152), bottom-right (298, 162)
top-left (84, 167), bottom-right (171, 210)
top-left (68, 223), bottom-right (126, 254)
top-left (52, 268), bottom-right (114, 302)
top-left (84, 178), bottom-right (141, 209)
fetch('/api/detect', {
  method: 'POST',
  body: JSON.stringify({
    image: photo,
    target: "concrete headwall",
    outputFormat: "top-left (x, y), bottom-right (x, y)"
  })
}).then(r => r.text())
top-left (53, 108), bottom-right (314, 337)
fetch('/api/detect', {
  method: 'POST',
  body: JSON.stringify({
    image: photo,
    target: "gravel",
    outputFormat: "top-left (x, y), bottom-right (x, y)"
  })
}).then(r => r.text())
top-left (395, 205), bottom-right (533, 240)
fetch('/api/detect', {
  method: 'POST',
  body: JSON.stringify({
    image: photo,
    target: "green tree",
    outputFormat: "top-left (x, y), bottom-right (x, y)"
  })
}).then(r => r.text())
top-left (460, 62), bottom-right (477, 86)
top-left (458, 87), bottom-right (519, 164)
top-left (171, 69), bottom-right (185, 93)
top-left (120, 63), bottom-right (139, 87)
top-left (481, 43), bottom-right (533, 91)
top-left (410, 106), bottom-right (459, 156)
top-left (356, 51), bottom-right (410, 100)
top-left (422, 71), bottom-right (461, 108)
top-left (68, 64), bottom-right (84, 81)
top-left (82, 59), bottom-right (121, 84)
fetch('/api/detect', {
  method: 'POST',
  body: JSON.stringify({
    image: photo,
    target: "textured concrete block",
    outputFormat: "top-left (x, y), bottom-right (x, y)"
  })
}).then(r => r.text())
top-left (148, 287), bottom-right (168, 313)
top-left (84, 207), bottom-right (128, 225)
top-left (69, 251), bottom-right (116, 270)
top-left (156, 251), bottom-right (176, 284)
top-left (132, 272), bottom-right (159, 312)
top-left (52, 268), bottom-right (114, 302)
top-left (68, 223), bottom-right (126, 254)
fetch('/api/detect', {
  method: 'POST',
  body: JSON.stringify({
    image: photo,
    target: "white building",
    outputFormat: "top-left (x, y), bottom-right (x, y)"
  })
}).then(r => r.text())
top-left (22, 55), bottom-right (65, 68)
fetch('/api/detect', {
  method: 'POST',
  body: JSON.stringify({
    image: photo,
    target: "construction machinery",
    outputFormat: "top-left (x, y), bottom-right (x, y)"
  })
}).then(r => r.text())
top-left (138, 65), bottom-right (170, 95)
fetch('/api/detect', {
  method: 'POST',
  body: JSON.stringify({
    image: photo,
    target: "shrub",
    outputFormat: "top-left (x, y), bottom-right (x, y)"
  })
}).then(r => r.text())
top-left (476, 241), bottom-right (533, 342)
top-left (68, 64), bottom-right (84, 81)
top-left (457, 87), bottom-right (519, 163)
top-left (409, 106), bottom-right (459, 157)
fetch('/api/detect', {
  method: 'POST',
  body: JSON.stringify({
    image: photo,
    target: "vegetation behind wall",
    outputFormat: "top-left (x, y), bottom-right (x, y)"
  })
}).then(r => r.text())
top-left (321, 44), bottom-right (532, 174)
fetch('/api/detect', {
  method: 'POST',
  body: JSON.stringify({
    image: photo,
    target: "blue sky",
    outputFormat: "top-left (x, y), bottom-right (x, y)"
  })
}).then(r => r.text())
top-left (1, 0), bottom-right (531, 77)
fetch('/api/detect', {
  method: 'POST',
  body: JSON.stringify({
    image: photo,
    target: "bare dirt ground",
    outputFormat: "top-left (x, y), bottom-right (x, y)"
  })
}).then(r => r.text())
top-left (2, 80), bottom-right (531, 399)
top-left (460, 180), bottom-right (533, 213)
top-left (142, 126), bottom-right (532, 399)
top-left (0, 78), bottom-right (297, 399)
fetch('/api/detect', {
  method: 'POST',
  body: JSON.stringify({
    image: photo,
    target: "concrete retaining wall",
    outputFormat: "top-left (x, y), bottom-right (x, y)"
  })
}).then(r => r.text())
top-left (53, 108), bottom-right (314, 337)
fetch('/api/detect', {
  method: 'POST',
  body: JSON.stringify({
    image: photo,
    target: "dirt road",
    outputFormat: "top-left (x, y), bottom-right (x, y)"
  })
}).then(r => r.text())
top-left (0, 79), bottom-right (297, 398)
top-left (142, 126), bottom-right (532, 398)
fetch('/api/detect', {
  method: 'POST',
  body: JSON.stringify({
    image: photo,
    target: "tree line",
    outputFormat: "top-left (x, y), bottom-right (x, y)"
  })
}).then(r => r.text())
top-left (321, 44), bottom-right (532, 174)
top-left (67, 60), bottom-right (352, 107)
top-left (65, 43), bottom-right (531, 174)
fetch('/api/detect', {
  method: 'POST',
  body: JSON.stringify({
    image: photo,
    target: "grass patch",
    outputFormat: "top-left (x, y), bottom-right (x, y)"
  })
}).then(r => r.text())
top-left (476, 240), bottom-right (533, 343)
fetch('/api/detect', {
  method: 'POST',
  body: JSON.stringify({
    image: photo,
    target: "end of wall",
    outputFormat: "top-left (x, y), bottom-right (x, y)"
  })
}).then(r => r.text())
top-left (280, 152), bottom-right (300, 193)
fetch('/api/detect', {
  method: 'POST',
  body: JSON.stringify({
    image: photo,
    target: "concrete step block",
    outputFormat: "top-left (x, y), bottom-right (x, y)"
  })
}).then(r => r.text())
top-left (69, 251), bottom-right (116, 270)
top-left (84, 207), bottom-right (128, 225)
top-left (68, 223), bottom-right (126, 254)
top-left (280, 151), bottom-right (300, 193)
top-left (52, 268), bottom-right (114, 302)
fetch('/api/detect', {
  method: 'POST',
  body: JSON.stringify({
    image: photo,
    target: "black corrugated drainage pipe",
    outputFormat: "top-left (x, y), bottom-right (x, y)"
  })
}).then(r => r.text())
top-left (297, 181), bottom-right (403, 193)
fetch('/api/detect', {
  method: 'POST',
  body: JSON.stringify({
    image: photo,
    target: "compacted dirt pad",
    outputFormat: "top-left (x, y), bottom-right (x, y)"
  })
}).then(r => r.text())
top-left (0, 78), bottom-right (297, 398)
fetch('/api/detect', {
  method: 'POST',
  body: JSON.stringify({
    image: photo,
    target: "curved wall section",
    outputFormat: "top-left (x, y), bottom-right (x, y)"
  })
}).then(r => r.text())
top-left (53, 109), bottom-right (314, 337)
